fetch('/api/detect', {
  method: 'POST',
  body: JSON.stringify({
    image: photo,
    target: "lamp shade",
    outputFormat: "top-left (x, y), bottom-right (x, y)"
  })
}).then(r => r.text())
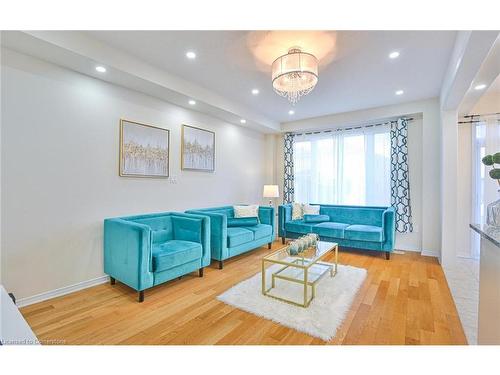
top-left (263, 185), bottom-right (280, 198)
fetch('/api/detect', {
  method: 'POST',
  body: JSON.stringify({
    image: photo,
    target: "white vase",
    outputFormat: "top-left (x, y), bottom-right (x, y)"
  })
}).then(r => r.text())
top-left (486, 190), bottom-right (500, 227)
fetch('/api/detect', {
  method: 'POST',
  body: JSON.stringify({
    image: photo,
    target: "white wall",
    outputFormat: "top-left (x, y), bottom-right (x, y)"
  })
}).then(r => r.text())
top-left (1, 48), bottom-right (270, 300)
top-left (276, 98), bottom-right (442, 256)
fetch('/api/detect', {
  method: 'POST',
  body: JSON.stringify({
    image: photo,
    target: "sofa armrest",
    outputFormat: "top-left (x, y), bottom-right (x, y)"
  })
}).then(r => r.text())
top-left (382, 207), bottom-right (396, 251)
top-left (186, 210), bottom-right (228, 261)
top-left (171, 213), bottom-right (211, 267)
top-left (258, 206), bottom-right (275, 236)
top-left (103, 218), bottom-right (153, 291)
top-left (278, 204), bottom-right (292, 237)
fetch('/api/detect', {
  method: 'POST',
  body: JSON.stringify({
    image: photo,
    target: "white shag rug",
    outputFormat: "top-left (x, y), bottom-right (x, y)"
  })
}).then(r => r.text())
top-left (217, 264), bottom-right (367, 341)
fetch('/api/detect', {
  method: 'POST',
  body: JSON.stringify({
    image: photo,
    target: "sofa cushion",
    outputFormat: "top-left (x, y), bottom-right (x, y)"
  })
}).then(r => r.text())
top-left (344, 225), bottom-right (384, 242)
top-left (152, 240), bottom-right (202, 272)
top-left (303, 214), bottom-right (330, 223)
top-left (285, 219), bottom-right (313, 234)
top-left (227, 227), bottom-right (254, 247)
top-left (312, 222), bottom-right (350, 238)
top-left (243, 223), bottom-right (272, 240)
top-left (227, 217), bottom-right (259, 227)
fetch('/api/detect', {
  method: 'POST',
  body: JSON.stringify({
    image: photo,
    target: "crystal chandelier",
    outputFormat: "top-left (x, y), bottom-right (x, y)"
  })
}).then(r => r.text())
top-left (271, 46), bottom-right (319, 105)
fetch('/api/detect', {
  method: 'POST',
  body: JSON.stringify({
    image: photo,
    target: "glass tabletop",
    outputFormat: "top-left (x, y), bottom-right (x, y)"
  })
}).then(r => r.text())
top-left (264, 240), bottom-right (337, 265)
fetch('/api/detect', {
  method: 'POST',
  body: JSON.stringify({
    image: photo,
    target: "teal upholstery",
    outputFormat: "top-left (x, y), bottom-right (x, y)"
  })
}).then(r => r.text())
top-left (278, 204), bottom-right (395, 256)
top-left (245, 223), bottom-right (273, 240)
top-left (186, 205), bottom-right (275, 263)
top-left (303, 214), bottom-right (330, 223)
top-left (345, 225), bottom-right (384, 242)
top-left (313, 222), bottom-right (350, 238)
top-left (152, 240), bottom-right (202, 272)
top-left (227, 217), bottom-right (259, 227)
top-left (285, 220), bottom-right (313, 234)
top-left (104, 212), bottom-right (210, 295)
top-left (227, 227), bottom-right (254, 247)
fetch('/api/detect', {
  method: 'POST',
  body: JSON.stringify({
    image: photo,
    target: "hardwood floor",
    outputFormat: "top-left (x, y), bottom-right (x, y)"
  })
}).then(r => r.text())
top-left (20, 241), bottom-right (467, 345)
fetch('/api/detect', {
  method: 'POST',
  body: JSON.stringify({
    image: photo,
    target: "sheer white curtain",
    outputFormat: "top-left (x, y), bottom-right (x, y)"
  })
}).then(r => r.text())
top-left (293, 125), bottom-right (391, 206)
top-left (471, 115), bottom-right (500, 258)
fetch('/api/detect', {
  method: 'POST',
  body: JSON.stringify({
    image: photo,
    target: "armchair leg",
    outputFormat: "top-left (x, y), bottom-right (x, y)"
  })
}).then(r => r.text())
top-left (281, 237), bottom-right (285, 244)
top-left (138, 290), bottom-right (144, 303)
top-left (385, 251), bottom-right (391, 260)
top-left (218, 260), bottom-right (224, 270)
top-left (199, 268), bottom-right (204, 277)
top-left (268, 242), bottom-right (272, 249)
top-left (110, 277), bottom-right (115, 285)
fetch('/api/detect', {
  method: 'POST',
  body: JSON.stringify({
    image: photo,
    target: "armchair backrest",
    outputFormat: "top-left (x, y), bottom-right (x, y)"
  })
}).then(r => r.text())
top-left (189, 205), bottom-right (235, 218)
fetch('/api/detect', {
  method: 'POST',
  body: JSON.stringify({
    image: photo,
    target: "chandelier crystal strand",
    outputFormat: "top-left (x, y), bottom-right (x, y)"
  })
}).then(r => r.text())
top-left (271, 47), bottom-right (318, 105)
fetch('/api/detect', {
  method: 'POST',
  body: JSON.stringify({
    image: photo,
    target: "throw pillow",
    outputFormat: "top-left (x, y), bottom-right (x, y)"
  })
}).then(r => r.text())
top-left (233, 205), bottom-right (259, 218)
top-left (303, 204), bottom-right (320, 215)
top-left (292, 202), bottom-right (304, 220)
top-left (303, 214), bottom-right (330, 223)
top-left (227, 217), bottom-right (259, 227)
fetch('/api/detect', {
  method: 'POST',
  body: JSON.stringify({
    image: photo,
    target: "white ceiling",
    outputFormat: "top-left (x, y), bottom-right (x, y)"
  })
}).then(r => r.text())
top-left (86, 30), bottom-right (457, 122)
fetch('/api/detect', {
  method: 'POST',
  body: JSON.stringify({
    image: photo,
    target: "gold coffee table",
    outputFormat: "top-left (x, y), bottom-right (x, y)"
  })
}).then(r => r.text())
top-left (261, 240), bottom-right (339, 307)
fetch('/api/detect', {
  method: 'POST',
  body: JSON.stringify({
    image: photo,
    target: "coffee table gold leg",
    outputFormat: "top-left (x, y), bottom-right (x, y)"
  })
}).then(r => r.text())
top-left (335, 244), bottom-right (338, 273)
top-left (303, 269), bottom-right (308, 307)
top-left (272, 273), bottom-right (275, 288)
top-left (261, 259), bottom-right (266, 295)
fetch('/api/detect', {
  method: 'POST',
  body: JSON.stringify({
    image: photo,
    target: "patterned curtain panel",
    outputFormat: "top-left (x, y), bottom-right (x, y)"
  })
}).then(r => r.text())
top-left (283, 133), bottom-right (295, 204)
top-left (390, 118), bottom-right (413, 233)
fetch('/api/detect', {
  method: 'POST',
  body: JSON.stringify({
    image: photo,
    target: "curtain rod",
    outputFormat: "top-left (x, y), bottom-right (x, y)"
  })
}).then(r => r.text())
top-left (290, 117), bottom-right (414, 137)
top-left (458, 119), bottom-right (500, 124)
top-left (463, 112), bottom-right (500, 118)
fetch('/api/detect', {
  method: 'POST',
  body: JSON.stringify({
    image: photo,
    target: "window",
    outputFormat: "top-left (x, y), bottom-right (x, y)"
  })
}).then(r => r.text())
top-left (293, 125), bottom-right (391, 206)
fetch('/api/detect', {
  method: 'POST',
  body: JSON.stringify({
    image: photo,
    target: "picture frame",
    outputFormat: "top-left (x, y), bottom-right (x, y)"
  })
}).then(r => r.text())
top-left (181, 124), bottom-right (216, 172)
top-left (119, 119), bottom-right (170, 178)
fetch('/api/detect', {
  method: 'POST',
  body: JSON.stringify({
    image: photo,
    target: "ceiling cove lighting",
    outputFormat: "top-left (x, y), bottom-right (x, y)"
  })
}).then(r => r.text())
top-left (395, 90), bottom-right (404, 95)
top-left (240, 119), bottom-right (247, 124)
top-left (474, 84), bottom-right (487, 90)
top-left (186, 51), bottom-right (196, 59)
top-left (288, 110), bottom-right (295, 115)
top-left (251, 88), bottom-right (260, 95)
top-left (272, 46), bottom-right (318, 105)
top-left (95, 66), bottom-right (106, 73)
top-left (188, 100), bottom-right (196, 105)
top-left (389, 51), bottom-right (400, 59)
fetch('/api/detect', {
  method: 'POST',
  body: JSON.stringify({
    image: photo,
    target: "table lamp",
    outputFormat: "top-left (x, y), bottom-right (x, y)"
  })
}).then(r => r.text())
top-left (263, 185), bottom-right (279, 207)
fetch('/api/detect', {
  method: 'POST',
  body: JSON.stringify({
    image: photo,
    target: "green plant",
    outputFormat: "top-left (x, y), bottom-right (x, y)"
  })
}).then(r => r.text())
top-left (482, 152), bottom-right (500, 184)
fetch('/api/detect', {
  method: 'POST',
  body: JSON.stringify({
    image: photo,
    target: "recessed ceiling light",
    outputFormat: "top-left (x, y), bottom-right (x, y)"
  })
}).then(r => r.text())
top-left (395, 90), bottom-right (404, 95)
top-left (251, 89), bottom-right (259, 95)
top-left (389, 51), bottom-right (400, 59)
top-left (186, 51), bottom-right (196, 59)
top-left (288, 110), bottom-right (295, 115)
top-left (95, 66), bottom-right (106, 73)
top-left (188, 99), bottom-right (196, 105)
top-left (474, 84), bottom-right (487, 90)
top-left (240, 119), bottom-right (247, 124)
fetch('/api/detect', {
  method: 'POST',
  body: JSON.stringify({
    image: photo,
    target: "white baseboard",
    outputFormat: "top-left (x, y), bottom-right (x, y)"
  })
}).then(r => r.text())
top-left (16, 275), bottom-right (110, 308)
top-left (421, 249), bottom-right (440, 258)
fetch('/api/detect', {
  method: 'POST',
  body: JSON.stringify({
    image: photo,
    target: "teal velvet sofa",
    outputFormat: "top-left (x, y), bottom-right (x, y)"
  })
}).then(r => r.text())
top-left (104, 212), bottom-right (210, 302)
top-left (186, 205), bottom-right (275, 269)
top-left (278, 204), bottom-right (396, 259)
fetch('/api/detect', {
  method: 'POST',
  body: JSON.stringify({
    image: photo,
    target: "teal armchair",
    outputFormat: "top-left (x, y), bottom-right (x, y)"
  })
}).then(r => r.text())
top-left (186, 205), bottom-right (275, 269)
top-left (278, 204), bottom-right (396, 259)
top-left (104, 212), bottom-right (210, 302)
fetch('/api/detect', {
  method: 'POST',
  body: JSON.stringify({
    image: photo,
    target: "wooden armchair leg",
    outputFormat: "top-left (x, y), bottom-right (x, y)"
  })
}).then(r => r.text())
top-left (218, 260), bottom-right (224, 270)
top-left (385, 251), bottom-right (391, 260)
top-left (138, 290), bottom-right (145, 303)
top-left (268, 242), bottom-right (272, 249)
top-left (199, 268), bottom-right (204, 277)
top-left (281, 237), bottom-right (286, 244)
top-left (110, 277), bottom-right (116, 285)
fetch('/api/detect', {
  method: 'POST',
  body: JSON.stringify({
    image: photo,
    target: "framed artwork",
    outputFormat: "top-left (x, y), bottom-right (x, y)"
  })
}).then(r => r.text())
top-left (181, 124), bottom-right (215, 172)
top-left (119, 119), bottom-right (170, 178)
